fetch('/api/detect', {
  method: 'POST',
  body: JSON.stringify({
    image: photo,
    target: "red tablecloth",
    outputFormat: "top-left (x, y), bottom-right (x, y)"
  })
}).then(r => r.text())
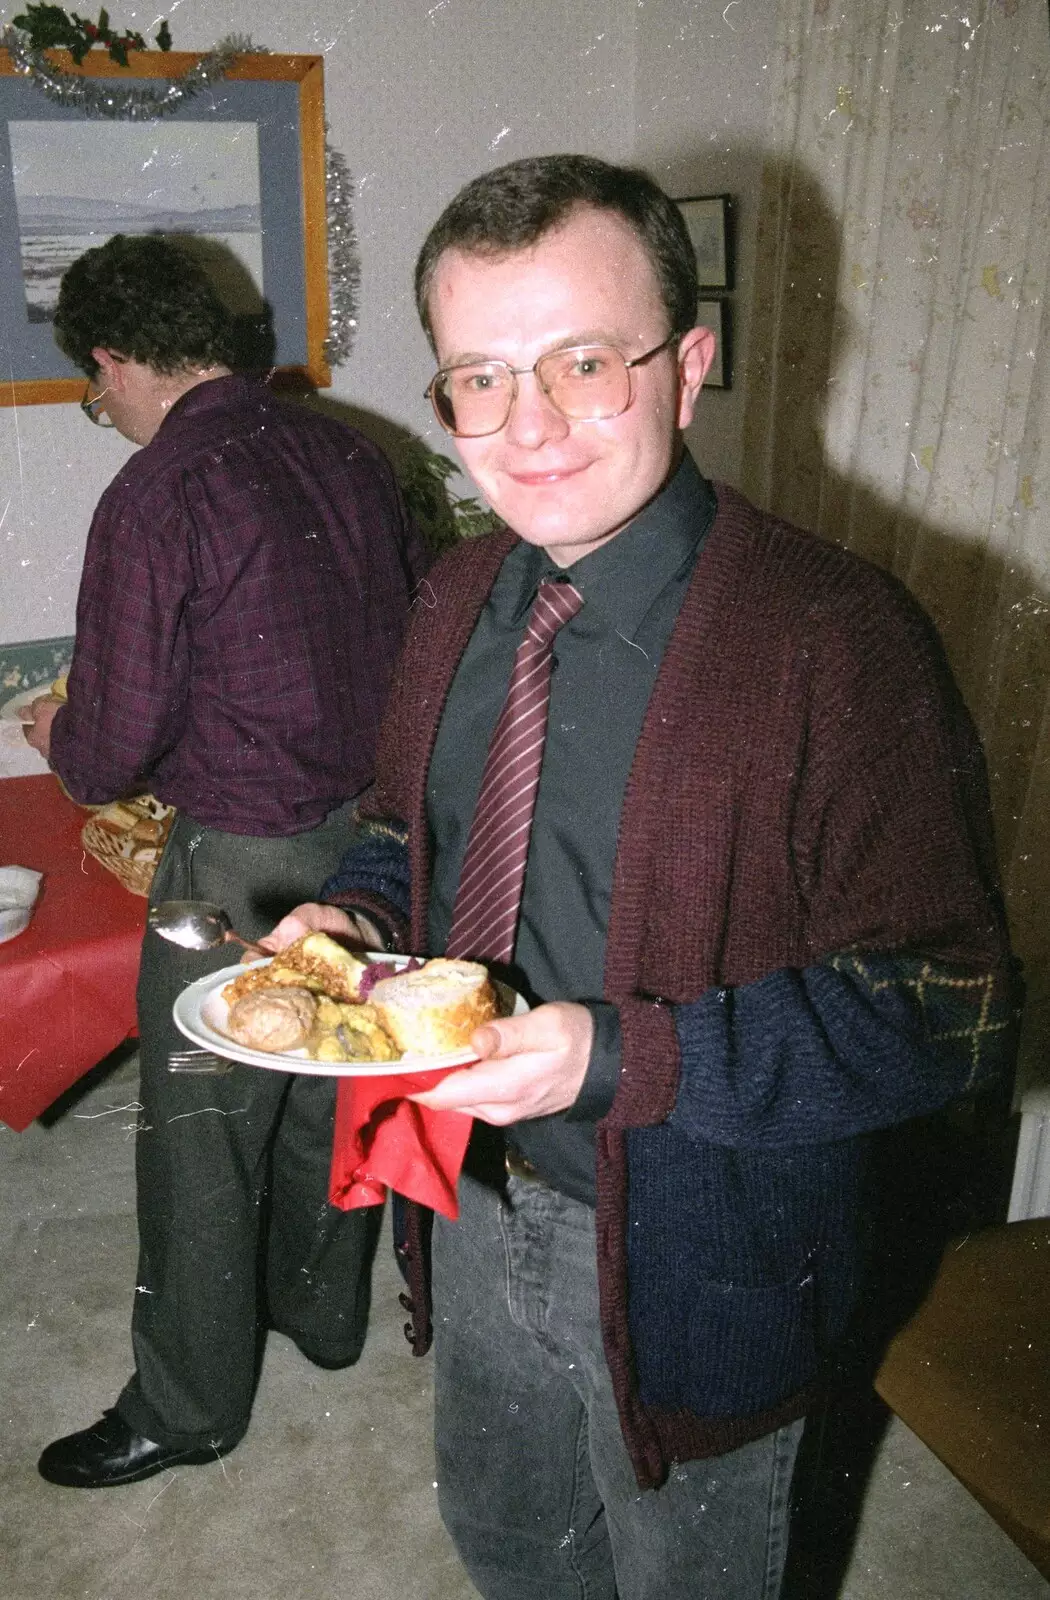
top-left (0, 775), bottom-right (145, 1130)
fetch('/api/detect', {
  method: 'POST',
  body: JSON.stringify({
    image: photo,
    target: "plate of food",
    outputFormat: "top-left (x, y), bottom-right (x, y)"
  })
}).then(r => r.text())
top-left (0, 673), bottom-right (68, 725)
top-left (0, 686), bottom-right (41, 723)
top-left (0, 687), bottom-right (48, 752)
top-left (0, 678), bottom-right (68, 773)
top-left (172, 932), bottom-right (525, 1076)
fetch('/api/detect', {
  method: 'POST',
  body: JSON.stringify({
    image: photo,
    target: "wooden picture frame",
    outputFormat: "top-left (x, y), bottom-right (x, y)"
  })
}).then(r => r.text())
top-left (0, 49), bottom-right (330, 406)
top-left (676, 193), bottom-right (732, 291)
top-left (698, 299), bottom-right (730, 389)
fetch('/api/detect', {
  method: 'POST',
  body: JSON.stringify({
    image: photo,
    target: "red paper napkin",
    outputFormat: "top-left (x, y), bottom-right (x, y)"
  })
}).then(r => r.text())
top-left (328, 1064), bottom-right (474, 1219)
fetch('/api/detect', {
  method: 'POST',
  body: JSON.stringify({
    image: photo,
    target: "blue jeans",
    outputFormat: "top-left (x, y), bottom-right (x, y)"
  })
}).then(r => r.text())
top-left (433, 1171), bottom-right (803, 1600)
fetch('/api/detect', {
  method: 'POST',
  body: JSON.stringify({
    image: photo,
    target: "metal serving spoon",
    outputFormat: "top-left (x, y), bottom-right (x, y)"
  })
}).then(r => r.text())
top-left (148, 899), bottom-right (266, 958)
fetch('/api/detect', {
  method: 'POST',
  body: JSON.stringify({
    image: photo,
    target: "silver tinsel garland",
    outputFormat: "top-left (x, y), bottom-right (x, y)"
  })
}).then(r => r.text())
top-left (0, 23), bottom-right (358, 368)
top-left (0, 24), bottom-right (251, 118)
top-left (323, 140), bottom-right (359, 368)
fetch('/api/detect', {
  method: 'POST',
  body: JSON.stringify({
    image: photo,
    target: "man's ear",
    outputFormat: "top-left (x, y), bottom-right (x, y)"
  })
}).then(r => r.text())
top-left (90, 348), bottom-right (127, 389)
top-left (675, 326), bottom-right (716, 429)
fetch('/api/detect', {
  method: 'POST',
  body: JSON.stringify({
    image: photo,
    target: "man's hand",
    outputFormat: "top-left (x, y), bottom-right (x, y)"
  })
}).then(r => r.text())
top-left (22, 695), bottom-right (61, 759)
top-left (406, 1000), bottom-right (593, 1123)
top-left (259, 902), bottom-right (380, 953)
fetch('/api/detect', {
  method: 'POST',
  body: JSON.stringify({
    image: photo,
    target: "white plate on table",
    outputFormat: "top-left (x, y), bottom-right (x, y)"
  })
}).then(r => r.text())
top-left (172, 955), bottom-right (526, 1077)
top-left (0, 688), bottom-right (52, 772)
top-left (0, 686), bottom-right (46, 724)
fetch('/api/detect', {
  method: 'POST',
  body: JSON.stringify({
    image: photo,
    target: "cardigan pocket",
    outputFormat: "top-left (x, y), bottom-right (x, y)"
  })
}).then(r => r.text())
top-left (687, 1271), bottom-right (817, 1416)
top-left (636, 1268), bottom-right (818, 1418)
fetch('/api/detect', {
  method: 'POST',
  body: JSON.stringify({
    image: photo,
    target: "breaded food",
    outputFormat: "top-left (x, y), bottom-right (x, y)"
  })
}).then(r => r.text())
top-left (224, 986), bottom-right (318, 1052)
top-left (221, 933), bottom-right (369, 1008)
top-left (369, 958), bottom-right (498, 1055)
top-left (222, 960), bottom-right (307, 1006)
top-left (283, 932), bottom-right (370, 1001)
top-left (309, 1000), bottom-right (400, 1063)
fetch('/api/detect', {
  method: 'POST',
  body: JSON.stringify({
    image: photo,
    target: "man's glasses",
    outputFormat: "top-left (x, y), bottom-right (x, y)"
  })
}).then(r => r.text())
top-left (425, 333), bottom-right (679, 438)
top-left (80, 384), bottom-right (115, 427)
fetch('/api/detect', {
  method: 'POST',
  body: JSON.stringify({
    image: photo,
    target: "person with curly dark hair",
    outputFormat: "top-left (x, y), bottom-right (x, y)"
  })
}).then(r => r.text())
top-left (53, 232), bottom-right (240, 378)
top-left (25, 232), bottom-right (428, 1490)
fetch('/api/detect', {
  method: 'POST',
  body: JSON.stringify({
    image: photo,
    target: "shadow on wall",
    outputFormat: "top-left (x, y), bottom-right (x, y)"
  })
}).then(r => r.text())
top-left (735, 153), bottom-right (1050, 943)
top-left (175, 232), bottom-right (277, 373)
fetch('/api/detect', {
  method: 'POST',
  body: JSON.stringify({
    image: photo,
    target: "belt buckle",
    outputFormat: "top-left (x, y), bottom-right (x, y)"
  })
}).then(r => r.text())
top-left (504, 1141), bottom-right (543, 1183)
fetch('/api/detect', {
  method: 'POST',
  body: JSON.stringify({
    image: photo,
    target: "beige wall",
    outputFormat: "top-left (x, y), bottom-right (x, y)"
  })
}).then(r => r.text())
top-left (0, 0), bottom-right (774, 643)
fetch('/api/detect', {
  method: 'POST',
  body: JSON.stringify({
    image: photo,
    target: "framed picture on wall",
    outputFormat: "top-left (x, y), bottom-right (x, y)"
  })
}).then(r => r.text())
top-left (0, 49), bottom-right (330, 406)
top-left (675, 193), bottom-right (732, 291)
top-left (698, 299), bottom-right (730, 389)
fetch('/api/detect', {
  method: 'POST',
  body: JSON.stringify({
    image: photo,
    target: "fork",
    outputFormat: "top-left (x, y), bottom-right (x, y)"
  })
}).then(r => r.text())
top-left (167, 1047), bottom-right (233, 1075)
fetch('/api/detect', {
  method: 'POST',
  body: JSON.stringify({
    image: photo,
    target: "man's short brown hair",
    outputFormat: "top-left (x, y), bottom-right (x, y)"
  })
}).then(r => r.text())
top-left (414, 154), bottom-right (698, 349)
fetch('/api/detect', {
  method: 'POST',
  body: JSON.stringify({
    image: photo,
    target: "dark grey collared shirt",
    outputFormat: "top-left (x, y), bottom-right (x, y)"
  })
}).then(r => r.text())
top-left (427, 453), bottom-right (717, 1203)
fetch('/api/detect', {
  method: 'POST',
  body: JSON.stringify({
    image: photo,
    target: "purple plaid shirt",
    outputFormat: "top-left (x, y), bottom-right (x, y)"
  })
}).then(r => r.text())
top-left (50, 375), bottom-right (428, 834)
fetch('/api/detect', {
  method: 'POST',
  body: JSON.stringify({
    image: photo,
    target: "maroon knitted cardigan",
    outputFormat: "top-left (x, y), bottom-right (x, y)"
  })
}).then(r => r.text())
top-left (363, 481), bottom-right (1011, 1483)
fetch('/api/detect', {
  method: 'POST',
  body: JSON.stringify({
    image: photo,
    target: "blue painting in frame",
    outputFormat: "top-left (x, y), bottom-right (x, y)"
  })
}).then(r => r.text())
top-left (0, 52), bottom-right (329, 403)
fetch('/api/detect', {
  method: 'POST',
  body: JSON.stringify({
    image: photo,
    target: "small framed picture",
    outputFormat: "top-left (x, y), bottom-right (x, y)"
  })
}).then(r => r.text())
top-left (698, 299), bottom-right (730, 389)
top-left (675, 194), bottom-right (732, 290)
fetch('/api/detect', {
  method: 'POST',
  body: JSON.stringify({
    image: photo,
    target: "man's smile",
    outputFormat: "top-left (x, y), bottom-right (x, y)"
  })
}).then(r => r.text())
top-left (504, 462), bottom-right (592, 486)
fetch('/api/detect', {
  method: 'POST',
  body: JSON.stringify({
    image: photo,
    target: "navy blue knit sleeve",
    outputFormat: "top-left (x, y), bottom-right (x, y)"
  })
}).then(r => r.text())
top-left (320, 816), bottom-right (412, 950)
top-left (669, 950), bottom-right (1021, 1148)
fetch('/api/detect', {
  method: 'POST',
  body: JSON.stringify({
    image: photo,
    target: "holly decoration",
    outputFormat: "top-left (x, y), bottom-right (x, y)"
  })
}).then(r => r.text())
top-left (10, 4), bottom-right (171, 67)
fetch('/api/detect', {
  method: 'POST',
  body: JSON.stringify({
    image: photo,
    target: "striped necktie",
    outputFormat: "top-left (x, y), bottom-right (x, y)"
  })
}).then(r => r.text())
top-left (446, 579), bottom-right (584, 963)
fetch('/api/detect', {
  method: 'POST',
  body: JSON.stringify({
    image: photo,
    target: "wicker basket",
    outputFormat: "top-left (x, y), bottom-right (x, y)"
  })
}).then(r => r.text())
top-left (80, 797), bottom-right (175, 897)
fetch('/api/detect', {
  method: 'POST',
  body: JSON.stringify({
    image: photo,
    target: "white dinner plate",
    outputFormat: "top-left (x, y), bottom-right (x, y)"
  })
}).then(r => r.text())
top-left (172, 955), bottom-right (526, 1077)
top-left (0, 688), bottom-right (52, 766)
top-left (0, 687), bottom-right (44, 723)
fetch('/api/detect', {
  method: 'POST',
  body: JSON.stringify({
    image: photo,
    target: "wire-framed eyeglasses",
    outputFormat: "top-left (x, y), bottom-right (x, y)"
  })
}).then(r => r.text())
top-left (80, 383), bottom-right (115, 427)
top-left (425, 332), bottom-right (680, 438)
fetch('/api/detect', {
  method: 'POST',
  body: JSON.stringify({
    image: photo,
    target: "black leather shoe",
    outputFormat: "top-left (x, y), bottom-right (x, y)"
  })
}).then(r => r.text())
top-left (37, 1409), bottom-right (237, 1488)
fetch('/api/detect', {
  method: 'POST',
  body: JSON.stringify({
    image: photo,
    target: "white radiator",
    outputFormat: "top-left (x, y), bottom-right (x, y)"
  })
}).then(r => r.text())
top-left (1008, 1080), bottom-right (1050, 1221)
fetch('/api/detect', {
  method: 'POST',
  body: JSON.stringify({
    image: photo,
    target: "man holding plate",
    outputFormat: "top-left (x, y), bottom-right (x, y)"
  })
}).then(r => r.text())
top-left (264, 155), bottom-right (1019, 1599)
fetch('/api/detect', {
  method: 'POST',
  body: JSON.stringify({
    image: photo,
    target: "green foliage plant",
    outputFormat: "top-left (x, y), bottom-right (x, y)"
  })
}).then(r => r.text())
top-left (397, 441), bottom-right (499, 558)
top-left (11, 4), bottom-right (171, 66)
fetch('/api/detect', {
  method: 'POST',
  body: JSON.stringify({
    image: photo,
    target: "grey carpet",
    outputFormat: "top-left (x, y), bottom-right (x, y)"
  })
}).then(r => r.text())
top-left (1, 1053), bottom-right (1046, 1599)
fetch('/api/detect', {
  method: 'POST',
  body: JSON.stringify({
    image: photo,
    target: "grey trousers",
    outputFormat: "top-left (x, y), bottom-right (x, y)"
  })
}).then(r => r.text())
top-left (117, 806), bottom-right (382, 1449)
top-left (433, 1171), bottom-right (803, 1600)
